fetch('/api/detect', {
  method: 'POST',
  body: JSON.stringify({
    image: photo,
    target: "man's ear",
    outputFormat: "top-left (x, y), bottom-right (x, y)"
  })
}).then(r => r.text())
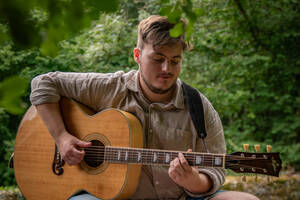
top-left (133, 48), bottom-right (140, 64)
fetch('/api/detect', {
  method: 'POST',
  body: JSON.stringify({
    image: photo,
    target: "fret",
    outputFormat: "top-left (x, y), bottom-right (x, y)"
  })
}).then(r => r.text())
top-left (211, 154), bottom-right (215, 167)
top-left (149, 150), bottom-right (155, 164)
top-left (186, 153), bottom-right (192, 165)
top-left (142, 149), bottom-right (146, 163)
top-left (171, 152), bottom-right (177, 164)
top-left (157, 151), bottom-right (164, 164)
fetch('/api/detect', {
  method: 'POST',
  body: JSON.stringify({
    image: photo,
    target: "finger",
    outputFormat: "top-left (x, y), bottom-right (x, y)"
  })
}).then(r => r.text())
top-left (179, 152), bottom-right (192, 172)
top-left (186, 149), bottom-right (199, 172)
top-left (72, 147), bottom-right (85, 160)
top-left (168, 163), bottom-right (181, 181)
top-left (66, 156), bottom-right (81, 166)
top-left (69, 147), bottom-right (86, 164)
top-left (173, 158), bottom-right (185, 176)
top-left (76, 140), bottom-right (92, 149)
top-left (63, 146), bottom-right (84, 162)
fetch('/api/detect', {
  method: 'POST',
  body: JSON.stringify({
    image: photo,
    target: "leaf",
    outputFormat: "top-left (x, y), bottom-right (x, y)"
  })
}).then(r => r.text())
top-left (0, 76), bottom-right (29, 114)
top-left (169, 21), bottom-right (185, 38)
top-left (168, 9), bottom-right (182, 24)
top-left (185, 21), bottom-right (194, 41)
top-left (159, 5), bottom-right (172, 16)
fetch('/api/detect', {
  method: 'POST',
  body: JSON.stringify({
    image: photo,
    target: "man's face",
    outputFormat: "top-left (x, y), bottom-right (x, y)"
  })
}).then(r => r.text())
top-left (134, 43), bottom-right (183, 94)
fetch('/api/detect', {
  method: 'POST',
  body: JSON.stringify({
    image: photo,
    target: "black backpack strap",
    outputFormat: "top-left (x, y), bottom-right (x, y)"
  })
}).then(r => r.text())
top-left (182, 81), bottom-right (209, 153)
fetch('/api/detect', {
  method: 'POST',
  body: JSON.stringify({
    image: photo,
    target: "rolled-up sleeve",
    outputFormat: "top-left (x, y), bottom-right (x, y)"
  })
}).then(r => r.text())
top-left (184, 93), bottom-right (226, 197)
top-left (30, 71), bottom-right (125, 111)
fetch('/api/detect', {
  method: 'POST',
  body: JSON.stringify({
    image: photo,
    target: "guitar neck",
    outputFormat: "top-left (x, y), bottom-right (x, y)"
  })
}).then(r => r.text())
top-left (103, 146), bottom-right (225, 168)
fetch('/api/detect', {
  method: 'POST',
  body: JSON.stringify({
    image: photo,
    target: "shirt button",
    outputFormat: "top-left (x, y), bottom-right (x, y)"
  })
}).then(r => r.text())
top-left (155, 181), bottom-right (159, 185)
top-left (149, 129), bottom-right (153, 133)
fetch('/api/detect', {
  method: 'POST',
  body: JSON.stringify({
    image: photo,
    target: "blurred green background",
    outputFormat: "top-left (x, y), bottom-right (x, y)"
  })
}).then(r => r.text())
top-left (0, 0), bottom-right (299, 189)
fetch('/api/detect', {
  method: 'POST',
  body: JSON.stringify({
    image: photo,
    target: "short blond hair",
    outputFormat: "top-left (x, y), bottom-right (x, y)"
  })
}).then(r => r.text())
top-left (137, 15), bottom-right (190, 51)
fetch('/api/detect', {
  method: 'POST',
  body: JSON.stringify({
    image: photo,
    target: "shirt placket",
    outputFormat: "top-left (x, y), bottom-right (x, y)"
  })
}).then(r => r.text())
top-left (147, 103), bottom-right (161, 198)
top-left (148, 104), bottom-right (166, 198)
top-left (147, 104), bottom-right (154, 148)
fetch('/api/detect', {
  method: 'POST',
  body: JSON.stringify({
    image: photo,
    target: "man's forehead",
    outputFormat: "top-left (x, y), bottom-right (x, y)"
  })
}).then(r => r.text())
top-left (145, 43), bottom-right (183, 58)
top-left (152, 51), bottom-right (182, 59)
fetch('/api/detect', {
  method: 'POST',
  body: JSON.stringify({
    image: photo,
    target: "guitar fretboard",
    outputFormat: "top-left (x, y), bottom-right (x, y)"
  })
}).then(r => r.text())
top-left (104, 146), bottom-right (225, 168)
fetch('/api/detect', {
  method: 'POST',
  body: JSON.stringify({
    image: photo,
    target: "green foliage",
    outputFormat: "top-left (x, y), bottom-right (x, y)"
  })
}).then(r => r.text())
top-left (0, 0), bottom-right (119, 56)
top-left (0, 76), bottom-right (28, 114)
top-left (0, 108), bottom-right (16, 186)
top-left (57, 13), bottom-right (138, 73)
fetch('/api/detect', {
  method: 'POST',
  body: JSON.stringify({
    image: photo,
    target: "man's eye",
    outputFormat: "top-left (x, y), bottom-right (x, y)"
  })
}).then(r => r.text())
top-left (171, 61), bottom-right (179, 65)
top-left (153, 58), bottom-right (164, 63)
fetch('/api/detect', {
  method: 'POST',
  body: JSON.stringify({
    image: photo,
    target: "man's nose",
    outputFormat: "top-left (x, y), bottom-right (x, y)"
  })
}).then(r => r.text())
top-left (161, 60), bottom-right (170, 72)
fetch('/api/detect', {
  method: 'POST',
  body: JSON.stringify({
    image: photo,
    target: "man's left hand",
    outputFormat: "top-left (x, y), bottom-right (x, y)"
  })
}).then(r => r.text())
top-left (168, 149), bottom-right (212, 193)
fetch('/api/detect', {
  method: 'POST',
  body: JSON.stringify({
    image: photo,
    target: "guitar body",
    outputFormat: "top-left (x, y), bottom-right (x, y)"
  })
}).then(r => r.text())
top-left (14, 98), bottom-right (143, 200)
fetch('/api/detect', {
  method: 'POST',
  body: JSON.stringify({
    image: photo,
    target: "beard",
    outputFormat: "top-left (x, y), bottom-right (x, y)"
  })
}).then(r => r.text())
top-left (139, 67), bottom-right (176, 95)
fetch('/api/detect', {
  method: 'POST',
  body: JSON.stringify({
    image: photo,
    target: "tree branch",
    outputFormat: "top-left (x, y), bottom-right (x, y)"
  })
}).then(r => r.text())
top-left (233, 0), bottom-right (267, 50)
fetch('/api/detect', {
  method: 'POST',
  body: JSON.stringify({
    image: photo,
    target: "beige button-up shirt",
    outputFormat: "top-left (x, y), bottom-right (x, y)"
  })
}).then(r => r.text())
top-left (30, 70), bottom-right (226, 199)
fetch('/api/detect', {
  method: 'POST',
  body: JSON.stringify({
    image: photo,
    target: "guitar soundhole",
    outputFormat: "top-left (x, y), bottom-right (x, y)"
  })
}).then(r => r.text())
top-left (84, 140), bottom-right (104, 168)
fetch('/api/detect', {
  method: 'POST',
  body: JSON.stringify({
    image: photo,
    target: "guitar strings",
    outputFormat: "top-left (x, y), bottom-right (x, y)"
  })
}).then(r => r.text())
top-left (83, 146), bottom-right (265, 160)
top-left (82, 151), bottom-right (223, 160)
top-left (82, 150), bottom-right (220, 160)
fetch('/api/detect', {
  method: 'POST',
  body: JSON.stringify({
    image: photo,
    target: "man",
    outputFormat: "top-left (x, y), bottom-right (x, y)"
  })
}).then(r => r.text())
top-left (30, 15), bottom-right (259, 200)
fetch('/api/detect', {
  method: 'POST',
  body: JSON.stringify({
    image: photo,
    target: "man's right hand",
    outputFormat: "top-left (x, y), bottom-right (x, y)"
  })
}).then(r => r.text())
top-left (35, 103), bottom-right (92, 166)
top-left (56, 131), bottom-right (91, 166)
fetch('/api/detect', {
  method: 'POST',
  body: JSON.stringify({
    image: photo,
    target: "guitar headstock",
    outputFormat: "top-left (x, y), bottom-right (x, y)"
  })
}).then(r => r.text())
top-left (226, 151), bottom-right (282, 177)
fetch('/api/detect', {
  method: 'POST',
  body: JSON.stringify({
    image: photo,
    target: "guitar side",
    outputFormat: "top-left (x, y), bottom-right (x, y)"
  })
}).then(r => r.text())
top-left (14, 98), bottom-right (143, 200)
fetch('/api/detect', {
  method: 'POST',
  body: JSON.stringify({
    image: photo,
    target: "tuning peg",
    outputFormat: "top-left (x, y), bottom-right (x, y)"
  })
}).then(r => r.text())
top-left (241, 144), bottom-right (249, 182)
top-left (254, 144), bottom-right (260, 153)
top-left (254, 144), bottom-right (260, 182)
top-left (243, 144), bottom-right (249, 152)
top-left (266, 145), bottom-right (272, 182)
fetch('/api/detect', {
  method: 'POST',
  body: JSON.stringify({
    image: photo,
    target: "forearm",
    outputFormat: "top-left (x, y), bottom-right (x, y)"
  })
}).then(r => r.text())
top-left (35, 103), bottom-right (67, 142)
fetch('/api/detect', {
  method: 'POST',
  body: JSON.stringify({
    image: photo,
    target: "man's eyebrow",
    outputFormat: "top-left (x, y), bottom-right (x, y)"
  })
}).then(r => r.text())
top-left (153, 52), bottom-right (182, 59)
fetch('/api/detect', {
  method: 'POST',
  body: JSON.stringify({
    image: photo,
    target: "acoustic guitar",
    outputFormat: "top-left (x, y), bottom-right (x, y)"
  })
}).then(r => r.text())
top-left (14, 98), bottom-right (282, 200)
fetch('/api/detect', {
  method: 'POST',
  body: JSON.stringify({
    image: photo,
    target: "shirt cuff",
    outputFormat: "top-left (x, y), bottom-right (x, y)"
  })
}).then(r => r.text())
top-left (184, 168), bottom-right (223, 198)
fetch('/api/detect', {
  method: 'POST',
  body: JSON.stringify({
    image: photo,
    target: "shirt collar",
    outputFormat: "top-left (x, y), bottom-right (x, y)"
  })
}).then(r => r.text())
top-left (125, 70), bottom-right (185, 110)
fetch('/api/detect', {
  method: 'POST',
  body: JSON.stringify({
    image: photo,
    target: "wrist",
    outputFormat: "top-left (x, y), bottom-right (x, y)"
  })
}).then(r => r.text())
top-left (54, 130), bottom-right (70, 145)
top-left (185, 171), bottom-right (212, 194)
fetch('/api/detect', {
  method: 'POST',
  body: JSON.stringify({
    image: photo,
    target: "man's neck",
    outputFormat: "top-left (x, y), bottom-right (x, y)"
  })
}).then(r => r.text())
top-left (138, 75), bottom-right (174, 104)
